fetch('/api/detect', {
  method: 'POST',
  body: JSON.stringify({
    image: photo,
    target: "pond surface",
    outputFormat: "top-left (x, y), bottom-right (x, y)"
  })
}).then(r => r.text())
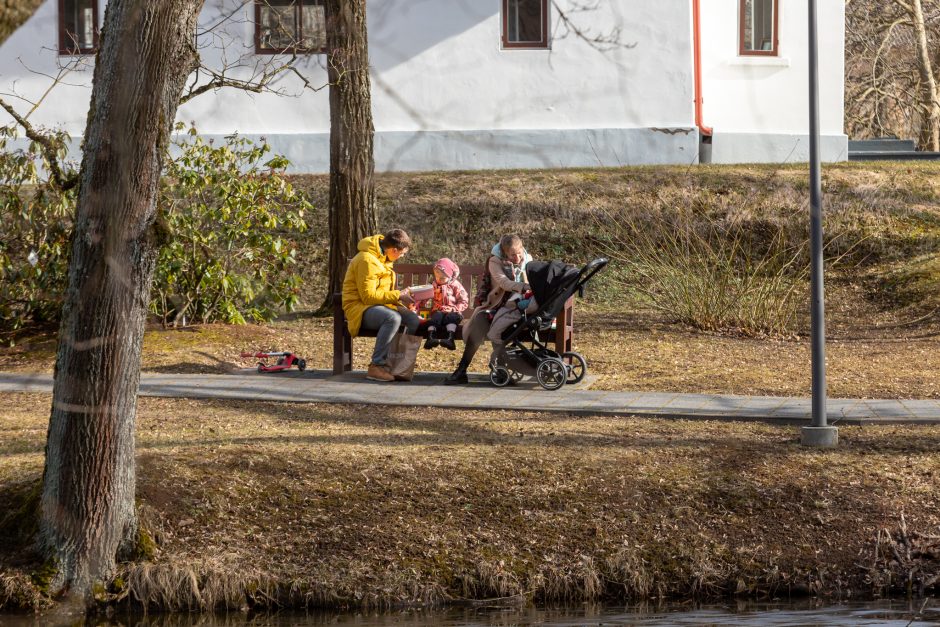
top-left (2, 599), bottom-right (938, 626)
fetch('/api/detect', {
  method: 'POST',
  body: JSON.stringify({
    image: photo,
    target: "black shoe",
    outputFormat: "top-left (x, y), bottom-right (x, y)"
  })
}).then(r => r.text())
top-left (444, 368), bottom-right (468, 385)
top-left (424, 337), bottom-right (440, 350)
top-left (440, 332), bottom-right (456, 351)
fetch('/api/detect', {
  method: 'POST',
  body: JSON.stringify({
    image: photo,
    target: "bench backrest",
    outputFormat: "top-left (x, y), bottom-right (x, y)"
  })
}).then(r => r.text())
top-left (393, 263), bottom-right (484, 319)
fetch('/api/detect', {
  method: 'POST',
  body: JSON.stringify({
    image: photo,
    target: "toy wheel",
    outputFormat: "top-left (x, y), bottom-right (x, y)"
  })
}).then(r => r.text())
top-left (297, 359), bottom-right (307, 372)
top-left (562, 352), bottom-right (587, 384)
top-left (536, 358), bottom-right (567, 391)
top-left (490, 366), bottom-right (511, 387)
top-left (257, 363), bottom-right (265, 373)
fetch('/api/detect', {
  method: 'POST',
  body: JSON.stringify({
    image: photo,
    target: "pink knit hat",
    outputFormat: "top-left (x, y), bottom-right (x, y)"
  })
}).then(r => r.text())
top-left (434, 257), bottom-right (460, 280)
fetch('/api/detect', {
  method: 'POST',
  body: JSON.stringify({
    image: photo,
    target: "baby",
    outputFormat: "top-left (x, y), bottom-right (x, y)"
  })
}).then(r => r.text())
top-left (420, 258), bottom-right (468, 350)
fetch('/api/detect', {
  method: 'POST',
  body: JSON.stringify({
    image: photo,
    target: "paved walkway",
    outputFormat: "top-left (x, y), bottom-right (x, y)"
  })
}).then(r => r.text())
top-left (2, 370), bottom-right (939, 425)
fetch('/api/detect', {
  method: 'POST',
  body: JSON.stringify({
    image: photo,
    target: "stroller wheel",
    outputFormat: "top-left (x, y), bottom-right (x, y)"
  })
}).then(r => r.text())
top-left (536, 358), bottom-right (567, 391)
top-left (297, 359), bottom-right (307, 372)
top-left (562, 352), bottom-right (587, 384)
top-left (490, 366), bottom-right (512, 387)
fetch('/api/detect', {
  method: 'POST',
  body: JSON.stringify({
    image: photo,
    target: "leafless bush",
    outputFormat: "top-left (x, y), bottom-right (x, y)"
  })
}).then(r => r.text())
top-left (594, 205), bottom-right (809, 337)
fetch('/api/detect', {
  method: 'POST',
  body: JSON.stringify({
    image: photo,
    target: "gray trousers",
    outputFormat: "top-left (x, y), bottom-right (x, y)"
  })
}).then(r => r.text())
top-left (457, 299), bottom-right (538, 367)
top-left (360, 305), bottom-right (421, 366)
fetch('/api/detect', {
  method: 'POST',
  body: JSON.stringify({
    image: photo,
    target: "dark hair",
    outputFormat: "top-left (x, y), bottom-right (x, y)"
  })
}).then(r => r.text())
top-left (382, 228), bottom-right (412, 250)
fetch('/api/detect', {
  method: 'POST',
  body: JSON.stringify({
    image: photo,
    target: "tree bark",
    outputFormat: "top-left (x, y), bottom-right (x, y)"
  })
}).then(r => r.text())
top-left (40, 0), bottom-right (203, 597)
top-left (909, 0), bottom-right (940, 151)
top-left (324, 0), bottom-right (377, 305)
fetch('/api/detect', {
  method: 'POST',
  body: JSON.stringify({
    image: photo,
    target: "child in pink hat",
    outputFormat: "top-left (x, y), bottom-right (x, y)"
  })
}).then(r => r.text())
top-left (421, 258), bottom-right (468, 350)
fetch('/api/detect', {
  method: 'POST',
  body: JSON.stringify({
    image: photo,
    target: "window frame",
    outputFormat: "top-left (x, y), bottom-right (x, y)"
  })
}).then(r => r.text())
top-left (501, 0), bottom-right (550, 50)
top-left (58, 0), bottom-right (99, 56)
top-left (254, 0), bottom-right (328, 55)
top-left (738, 0), bottom-right (779, 57)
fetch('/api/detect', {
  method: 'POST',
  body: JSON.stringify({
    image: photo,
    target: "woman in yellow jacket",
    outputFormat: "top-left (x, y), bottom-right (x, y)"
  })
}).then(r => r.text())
top-left (342, 229), bottom-right (419, 382)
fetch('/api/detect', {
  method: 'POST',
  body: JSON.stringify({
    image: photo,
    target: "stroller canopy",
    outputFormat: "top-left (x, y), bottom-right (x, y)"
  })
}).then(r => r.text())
top-left (526, 260), bottom-right (580, 308)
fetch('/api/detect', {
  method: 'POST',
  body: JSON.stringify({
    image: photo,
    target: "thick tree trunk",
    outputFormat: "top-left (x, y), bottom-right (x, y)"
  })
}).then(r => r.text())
top-left (910, 0), bottom-right (940, 151)
top-left (324, 0), bottom-right (377, 304)
top-left (40, 0), bottom-right (203, 597)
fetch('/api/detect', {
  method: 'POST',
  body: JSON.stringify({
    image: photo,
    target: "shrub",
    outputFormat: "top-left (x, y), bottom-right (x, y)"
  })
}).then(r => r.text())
top-left (0, 125), bottom-right (311, 332)
top-left (594, 205), bottom-right (809, 337)
top-left (152, 127), bottom-right (311, 325)
top-left (0, 127), bottom-right (74, 332)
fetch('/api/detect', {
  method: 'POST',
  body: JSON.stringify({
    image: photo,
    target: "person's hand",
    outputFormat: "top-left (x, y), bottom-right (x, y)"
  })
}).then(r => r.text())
top-left (399, 291), bottom-right (414, 305)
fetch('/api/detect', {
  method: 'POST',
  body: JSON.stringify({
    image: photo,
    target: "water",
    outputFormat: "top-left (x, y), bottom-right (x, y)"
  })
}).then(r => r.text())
top-left (1, 600), bottom-right (938, 626)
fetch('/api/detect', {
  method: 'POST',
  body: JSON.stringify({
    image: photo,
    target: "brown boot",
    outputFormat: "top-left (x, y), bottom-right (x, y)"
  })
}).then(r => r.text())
top-left (366, 363), bottom-right (394, 382)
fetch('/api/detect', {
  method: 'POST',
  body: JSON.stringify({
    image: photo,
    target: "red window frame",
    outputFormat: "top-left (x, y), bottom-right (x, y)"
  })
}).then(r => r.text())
top-left (255, 0), bottom-right (328, 55)
top-left (58, 0), bottom-right (99, 56)
top-left (502, 0), bottom-right (550, 49)
top-left (739, 0), bottom-right (779, 56)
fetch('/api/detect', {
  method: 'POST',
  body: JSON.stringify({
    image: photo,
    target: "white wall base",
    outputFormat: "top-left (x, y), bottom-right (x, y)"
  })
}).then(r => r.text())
top-left (6, 129), bottom-right (851, 173)
top-left (708, 132), bottom-right (849, 164)
top-left (6, 128), bottom-right (700, 174)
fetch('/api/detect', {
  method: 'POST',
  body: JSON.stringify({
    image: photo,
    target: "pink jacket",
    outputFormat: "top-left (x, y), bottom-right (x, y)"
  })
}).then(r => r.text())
top-left (423, 279), bottom-right (468, 315)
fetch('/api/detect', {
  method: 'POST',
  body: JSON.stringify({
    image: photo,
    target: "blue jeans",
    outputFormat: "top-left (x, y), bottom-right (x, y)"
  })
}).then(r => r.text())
top-left (360, 305), bottom-right (421, 366)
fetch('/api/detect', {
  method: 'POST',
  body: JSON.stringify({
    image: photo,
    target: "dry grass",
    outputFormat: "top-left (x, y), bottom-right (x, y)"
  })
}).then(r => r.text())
top-left (6, 162), bottom-right (940, 398)
top-left (3, 282), bottom-right (940, 399)
top-left (2, 393), bottom-right (940, 611)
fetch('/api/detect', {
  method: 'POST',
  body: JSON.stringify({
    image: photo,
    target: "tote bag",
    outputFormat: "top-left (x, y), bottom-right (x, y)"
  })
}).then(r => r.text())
top-left (386, 332), bottom-right (422, 381)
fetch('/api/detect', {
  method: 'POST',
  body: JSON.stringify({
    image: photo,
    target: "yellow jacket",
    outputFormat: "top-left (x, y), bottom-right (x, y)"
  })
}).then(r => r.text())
top-left (342, 234), bottom-right (401, 337)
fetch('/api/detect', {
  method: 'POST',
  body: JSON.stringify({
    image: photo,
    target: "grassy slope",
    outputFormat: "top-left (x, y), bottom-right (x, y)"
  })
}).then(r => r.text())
top-left (2, 393), bottom-right (939, 611)
top-left (4, 163), bottom-right (940, 398)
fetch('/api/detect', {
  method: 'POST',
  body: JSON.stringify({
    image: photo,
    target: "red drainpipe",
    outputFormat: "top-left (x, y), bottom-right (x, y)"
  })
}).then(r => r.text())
top-left (692, 0), bottom-right (713, 137)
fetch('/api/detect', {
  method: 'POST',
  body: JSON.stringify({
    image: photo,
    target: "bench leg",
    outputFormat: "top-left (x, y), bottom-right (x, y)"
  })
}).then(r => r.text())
top-left (556, 297), bottom-right (573, 354)
top-left (333, 319), bottom-right (353, 375)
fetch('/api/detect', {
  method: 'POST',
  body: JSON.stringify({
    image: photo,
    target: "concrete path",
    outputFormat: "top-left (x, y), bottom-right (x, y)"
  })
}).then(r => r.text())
top-left (2, 370), bottom-right (939, 425)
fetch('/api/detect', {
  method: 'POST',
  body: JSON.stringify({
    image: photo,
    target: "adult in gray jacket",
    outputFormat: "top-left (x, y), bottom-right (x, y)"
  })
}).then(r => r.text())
top-left (444, 234), bottom-right (531, 385)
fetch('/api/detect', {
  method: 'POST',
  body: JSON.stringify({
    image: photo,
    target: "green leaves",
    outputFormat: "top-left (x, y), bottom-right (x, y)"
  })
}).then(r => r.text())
top-left (151, 127), bottom-right (311, 326)
top-left (0, 124), bottom-right (311, 332)
top-left (0, 128), bottom-right (75, 332)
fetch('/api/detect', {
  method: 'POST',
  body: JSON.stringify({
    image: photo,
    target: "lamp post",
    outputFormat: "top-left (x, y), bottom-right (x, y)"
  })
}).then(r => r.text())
top-left (800, 0), bottom-right (838, 448)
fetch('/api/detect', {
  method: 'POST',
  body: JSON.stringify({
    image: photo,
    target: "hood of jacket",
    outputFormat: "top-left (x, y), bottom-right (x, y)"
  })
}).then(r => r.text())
top-left (359, 234), bottom-right (387, 260)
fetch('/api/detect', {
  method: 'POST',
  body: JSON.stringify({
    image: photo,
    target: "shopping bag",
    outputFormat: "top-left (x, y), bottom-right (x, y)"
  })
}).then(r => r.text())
top-left (386, 332), bottom-right (422, 381)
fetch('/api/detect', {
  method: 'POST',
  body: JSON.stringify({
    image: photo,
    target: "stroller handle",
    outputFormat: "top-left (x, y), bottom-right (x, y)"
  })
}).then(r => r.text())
top-left (578, 257), bottom-right (608, 279)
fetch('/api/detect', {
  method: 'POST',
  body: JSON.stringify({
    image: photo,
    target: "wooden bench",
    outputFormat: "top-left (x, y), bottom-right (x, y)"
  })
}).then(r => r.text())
top-left (332, 262), bottom-right (574, 375)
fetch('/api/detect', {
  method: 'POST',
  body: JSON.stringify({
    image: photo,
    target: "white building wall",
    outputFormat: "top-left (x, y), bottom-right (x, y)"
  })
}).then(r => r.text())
top-left (699, 0), bottom-right (847, 163)
top-left (0, 0), bottom-right (846, 171)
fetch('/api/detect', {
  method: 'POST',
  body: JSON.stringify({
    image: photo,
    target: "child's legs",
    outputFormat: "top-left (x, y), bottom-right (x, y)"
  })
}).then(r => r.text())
top-left (426, 311), bottom-right (445, 335)
top-left (442, 312), bottom-right (463, 334)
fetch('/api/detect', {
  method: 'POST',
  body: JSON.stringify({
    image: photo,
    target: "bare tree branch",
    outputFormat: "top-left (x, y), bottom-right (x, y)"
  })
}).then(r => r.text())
top-left (0, 96), bottom-right (77, 190)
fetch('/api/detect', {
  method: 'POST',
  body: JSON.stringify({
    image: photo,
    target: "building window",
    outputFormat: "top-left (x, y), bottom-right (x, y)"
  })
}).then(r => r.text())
top-left (502, 0), bottom-right (549, 49)
top-left (59, 0), bottom-right (98, 55)
top-left (255, 0), bottom-right (327, 54)
top-left (740, 0), bottom-right (778, 56)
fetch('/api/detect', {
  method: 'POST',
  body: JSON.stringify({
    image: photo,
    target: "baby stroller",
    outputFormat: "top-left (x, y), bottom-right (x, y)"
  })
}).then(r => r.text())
top-left (490, 257), bottom-right (608, 390)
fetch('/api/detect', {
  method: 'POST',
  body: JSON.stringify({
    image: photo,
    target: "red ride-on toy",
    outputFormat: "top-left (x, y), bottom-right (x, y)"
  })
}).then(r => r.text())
top-left (241, 351), bottom-right (307, 373)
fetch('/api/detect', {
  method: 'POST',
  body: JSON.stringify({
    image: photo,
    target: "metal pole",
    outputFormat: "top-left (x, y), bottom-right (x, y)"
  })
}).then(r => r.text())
top-left (802, 0), bottom-right (837, 447)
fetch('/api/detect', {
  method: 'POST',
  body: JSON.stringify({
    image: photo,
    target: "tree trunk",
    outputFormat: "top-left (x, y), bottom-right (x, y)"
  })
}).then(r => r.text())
top-left (910, 0), bottom-right (940, 151)
top-left (40, 0), bottom-right (203, 598)
top-left (324, 0), bottom-right (377, 306)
